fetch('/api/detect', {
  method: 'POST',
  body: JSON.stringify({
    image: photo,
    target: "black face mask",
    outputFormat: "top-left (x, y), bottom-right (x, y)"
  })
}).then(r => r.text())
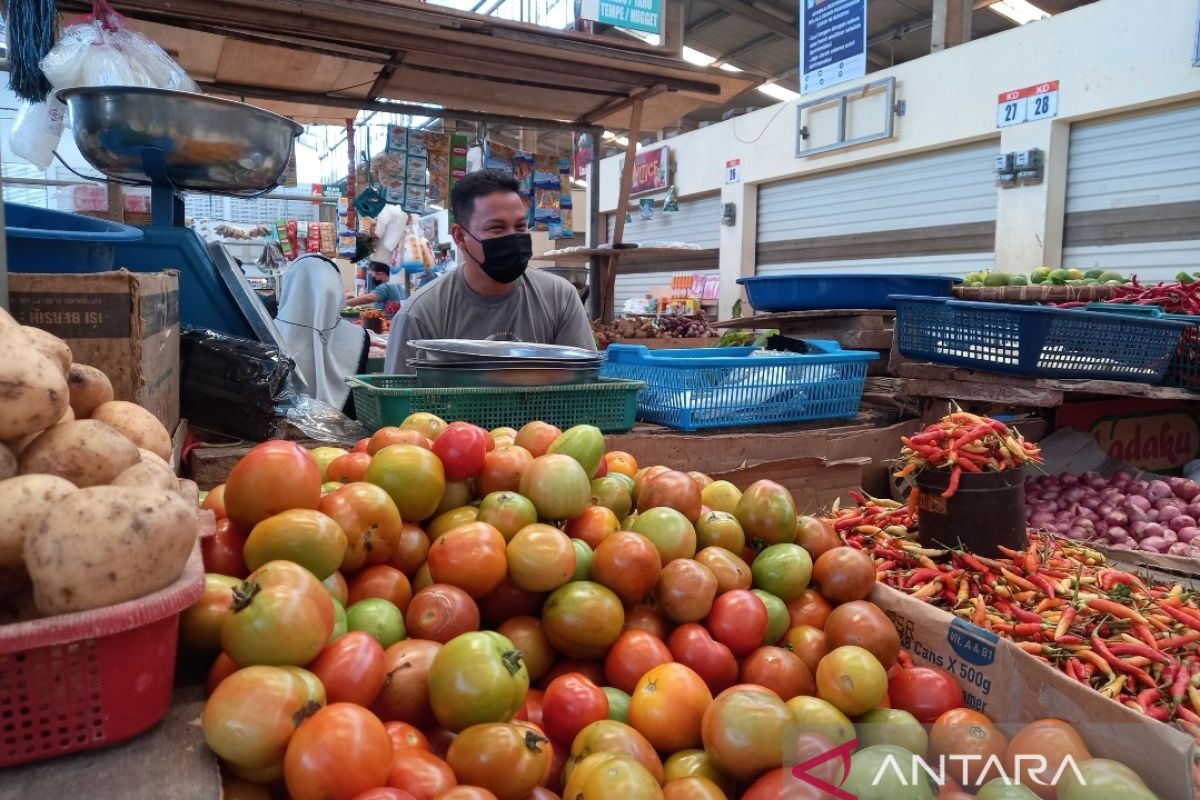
top-left (464, 230), bottom-right (532, 284)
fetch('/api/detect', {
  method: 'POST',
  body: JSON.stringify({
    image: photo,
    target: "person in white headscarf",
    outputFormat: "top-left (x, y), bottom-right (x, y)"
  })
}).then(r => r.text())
top-left (275, 254), bottom-right (369, 415)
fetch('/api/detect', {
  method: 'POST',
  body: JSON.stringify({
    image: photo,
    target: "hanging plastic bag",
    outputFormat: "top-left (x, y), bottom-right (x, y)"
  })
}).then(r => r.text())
top-left (38, 18), bottom-right (101, 90)
top-left (10, 97), bottom-right (67, 170)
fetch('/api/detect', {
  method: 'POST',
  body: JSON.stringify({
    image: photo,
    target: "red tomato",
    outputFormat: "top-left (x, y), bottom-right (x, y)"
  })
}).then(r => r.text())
top-left (202, 518), bottom-right (248, 578)
top-left (541, 673), bottom-right (609, 745)
top-left (704, 590), bottom-right (768, 658)
top-left (446, 722), bottom-right (553, 800)
top-left (515, 688), bottom-right (546, 730)
top-left (373, 639), bottom-right (442, 729)
top-left (386, 721), bottom-right (431, 753)
top-left (432, 423), bottom-right (490, 481)
top-left (388, 749), bottom-right (458, 800)
top-left (604, 630), bottom-right (672, 696)
top-left (284, 703), bottom-right (394, 800)
top-left (388, 524), bottom-right (432, 577)
top-left (477, 447), bottom-right (534, 497)
top-left (201, 484), bottom-right (228, 521)
top-left (888, 667), bottom-right (964, 724)
top-left (666, 623), bottom-right (738, 696)
top-left (308, 631), bottom-right (387, 707)
top-left (352, 790), bottom-right (419, 800)
top-left (427, 523), bottom-right (509, 599)
top-left (405, 584), bottom-right (481, 643)
top-left (369, 427), bottom-right (432, 455)
top-left (349, 566), bottom-right (414, 614)
top-left (205, 651), bottom-right (239, 695)
top-left (203, 664), bottom-right (317, 773)
top-left (329, 452), bottom-right (373, 484)
top-left (181, 574), bottom-right (240, 652)
top-left (225, 440), bottom-right (322, 530)
top-left (739, 646), bottom-right (814, 702)
top-left (434, 789), bottom-right (498, 800)
top-left (622, 605), bottom-right (668, 640)
top-left (479, 577), bottom-right (546, 629)
top-left (353, 438), bottom-right (371, 454)
top-left (538, 659), bottom-right (606, 690)
top-left (497, 617), bottom-right (557, 684)
top-left (590, 532), bottom-right (662, 605)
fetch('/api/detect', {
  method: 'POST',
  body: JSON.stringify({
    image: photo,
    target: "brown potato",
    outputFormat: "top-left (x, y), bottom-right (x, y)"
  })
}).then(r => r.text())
top-left (0, 475), bottom-right (77, 568)
top-left (111, 460), bottom-right (178, 492)
top-left (18, 420), bottom-right (140, 488)
top-left (0, 443), bottom-right (16, 481)
top-left (20, 326), bottom-right (72, 376)
top-left (90, 401), bottom-right (172, 462)
top-left (66, 364), bottom-right (114, 419)
top-left (0, 309), bottom-right (70, 440)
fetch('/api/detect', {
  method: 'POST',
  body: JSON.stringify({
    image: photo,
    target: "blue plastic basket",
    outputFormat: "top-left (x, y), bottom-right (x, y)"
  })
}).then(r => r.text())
top-left (737, 274), bottom-right (960, 311)
top-left (4, 202), bottom-right (142, 272)
top-left (599, 342), bottom-right (877, 432)
top-left (892, 295), bottom-right (1191, 382)
top-left (1082, 304), bottom-right (1200, 391)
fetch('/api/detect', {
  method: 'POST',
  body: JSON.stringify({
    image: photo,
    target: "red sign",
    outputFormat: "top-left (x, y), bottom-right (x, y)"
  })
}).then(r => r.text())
top-left (997, 80), bottom-right (1059, 103)
top-left (629, 146), bottom-right (669, 196)
top-left (1056, 399), bottom-right (1200, 472)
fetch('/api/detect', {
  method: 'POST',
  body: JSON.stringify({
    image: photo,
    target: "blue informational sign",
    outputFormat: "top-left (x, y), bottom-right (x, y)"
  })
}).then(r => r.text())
top-left (799, 0), bottom-right (868, 95)
top-left (580, 0), bottom-right (662, 35)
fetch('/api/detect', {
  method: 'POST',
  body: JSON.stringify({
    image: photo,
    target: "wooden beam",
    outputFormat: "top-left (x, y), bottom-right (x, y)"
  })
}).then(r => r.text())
top-left (663, 0), bottom-right (686, 55)
top-left (703, 0), bottom-right (794, 35)
top-left (368, 52), bottom-right (406, 101)
top-left (604, 98), bottom-right (644, 324)
top-left (198, 80), bottom-right (604, 132)
top-left (581, 83), bottom-right (669, 124)
top-left (931, 0), bottom-right (973, 52)
top-left (685, 8), bottom-right (728, 32)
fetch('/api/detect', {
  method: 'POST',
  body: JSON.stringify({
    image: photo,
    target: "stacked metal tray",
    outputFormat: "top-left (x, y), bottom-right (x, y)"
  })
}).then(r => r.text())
top-left (408, 339), bottom-right (604, 388)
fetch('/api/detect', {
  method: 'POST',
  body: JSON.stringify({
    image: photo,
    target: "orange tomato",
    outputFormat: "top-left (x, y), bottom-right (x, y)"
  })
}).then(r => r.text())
top-left (1005, 718), bottom-right (1092, 799)
top-left (349, 565), bottom-right (414, 613)
top-left (628, 663), bottom-right (713, 753)
top-left (427, 523), bottom-right (508, 599)
top-left (782, 625), bottom-right (828, 676)
top-left (477, 446), bottom-right (534, 496)
top-left (930, 707), bottom-right (1010, 789)
top-left (386, 721), bottom-right (431, 753)
top-left (387, 749), bottom-right (457, 800)
top-left (284, 703), bottom-right (394, 800)
top-left (369, 427), bottom-right (432, 454)
top-left (786, 589), bottom-right (833, 629)
top-left (506, 524), bottom-right (576, 593)
top-left (662, 777), bottom-right (726, 800)
top-left (604, 451), bottom-right (639, 478)
top-left (497, 616), bottom-right (558, 684)
top-left (563, 506), bottom-right (619, 550)
top-left (515, 422), bottom-right (562, 458)
top-left (387, 524), bottom-right (431, 577)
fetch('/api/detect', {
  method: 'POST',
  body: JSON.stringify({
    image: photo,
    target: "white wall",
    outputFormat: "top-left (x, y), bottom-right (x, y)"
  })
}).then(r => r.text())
top-left (596, 0), bottom-right (1200, 316)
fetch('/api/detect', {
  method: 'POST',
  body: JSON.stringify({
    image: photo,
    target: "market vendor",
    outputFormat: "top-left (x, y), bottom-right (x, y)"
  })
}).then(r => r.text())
top-left (384, 169), bottom-right (595, 373)
top-left (345, 262), bottom-right (406, 317)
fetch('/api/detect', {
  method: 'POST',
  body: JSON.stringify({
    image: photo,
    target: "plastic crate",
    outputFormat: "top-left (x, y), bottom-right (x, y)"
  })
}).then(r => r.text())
top-left (1083, 303), bottom-right (1200, 391)
top-left (347, 375), bottom-right (644, 433)
top-left (0, 542), bottom-right (205, 767)
top-left (892, 295), bottom-right (1191, 382)
top-left (737, 274), bottom-right (959, 311)
top-left (599, 342), bottom-right (876, 432)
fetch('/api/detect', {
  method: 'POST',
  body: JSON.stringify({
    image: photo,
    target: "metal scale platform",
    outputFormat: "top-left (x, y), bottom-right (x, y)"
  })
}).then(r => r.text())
top-left (56, 87), bottom-right (304, 344)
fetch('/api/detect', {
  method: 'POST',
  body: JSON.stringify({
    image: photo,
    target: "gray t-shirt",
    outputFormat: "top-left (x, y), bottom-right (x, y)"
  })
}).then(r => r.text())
top-left (384, 267), bottom-right (596, 373)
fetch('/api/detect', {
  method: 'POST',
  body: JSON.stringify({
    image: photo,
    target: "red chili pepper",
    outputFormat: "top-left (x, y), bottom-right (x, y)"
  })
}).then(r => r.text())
top-left (941, 466), bottom-right (963, 499)
top-left (1159, 632), bottom-right (1200, 650)
top-left (1093, 637), bottom-right (1158, 689)
top-left (1162, 604), bottom-right (1200, 631)
top-left (904, 568), bottom-right (946, 588)
top-left (1108, 642), bottom-right (1170, 664)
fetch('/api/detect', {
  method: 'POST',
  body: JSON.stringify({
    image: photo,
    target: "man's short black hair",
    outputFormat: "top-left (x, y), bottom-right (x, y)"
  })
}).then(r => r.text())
top-left (370, 262), bottom-right (390, 276)
top-left (451, 169), bottom-right (523, 229)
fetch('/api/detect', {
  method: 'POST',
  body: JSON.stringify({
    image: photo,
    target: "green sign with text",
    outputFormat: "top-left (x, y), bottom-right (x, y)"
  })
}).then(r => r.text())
top-left (581, 0), bottom-right (662, 34)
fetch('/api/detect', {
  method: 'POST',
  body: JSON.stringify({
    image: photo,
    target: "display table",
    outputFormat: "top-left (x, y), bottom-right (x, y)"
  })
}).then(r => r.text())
top-left (0, 679), bottom-right (219, 800)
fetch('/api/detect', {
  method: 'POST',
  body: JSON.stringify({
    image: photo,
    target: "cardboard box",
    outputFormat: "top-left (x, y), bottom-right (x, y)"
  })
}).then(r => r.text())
top-left (1057, 398), bottom-right (1200, 472)
top-left (709, 456), bottom-right (869, 516)
top-left (873, 583), bottom-right (1195, 800)
top-left (8, 270), bottom-right (180, 431)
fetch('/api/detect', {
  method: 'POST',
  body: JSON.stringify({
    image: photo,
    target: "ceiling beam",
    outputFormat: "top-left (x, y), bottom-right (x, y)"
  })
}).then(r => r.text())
top-left (931, 0), bottom-right (973, 51)
top-left (685, 8), bottom-right (728, 32)
top-left (368, 52), bottom-right (406, 100)
top-left (868, 0), bottom-right (1007, 47)
top-left (198, 80), bottom-right (605, 132)
top-left (581, 83), bottom-right (670, 125)
top-left (702, 0), bottom-right (794, 35)
top-left (713, 32), bottom-right (781, 64)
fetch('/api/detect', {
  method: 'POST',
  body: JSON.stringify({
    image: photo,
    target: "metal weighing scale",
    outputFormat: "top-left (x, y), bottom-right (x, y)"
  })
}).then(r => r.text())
top-left (54, 87), bottom-right (304, 344)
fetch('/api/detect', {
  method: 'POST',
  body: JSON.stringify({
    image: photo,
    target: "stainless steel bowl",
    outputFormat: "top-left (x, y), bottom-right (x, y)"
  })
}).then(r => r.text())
top-left (409, 339), bottom-right (600, 363)
top-left (59, 87), bottom-right (302, 196)
top-left (412, 362), bottom-right (601, 388)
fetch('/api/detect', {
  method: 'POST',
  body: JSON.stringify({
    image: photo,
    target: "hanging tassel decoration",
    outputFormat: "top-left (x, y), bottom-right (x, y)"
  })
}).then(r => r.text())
top-left (6, 0), bottom-right (58, 103)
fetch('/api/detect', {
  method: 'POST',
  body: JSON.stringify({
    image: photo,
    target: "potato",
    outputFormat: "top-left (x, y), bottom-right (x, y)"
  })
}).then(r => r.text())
top-left (24, 486), bottom-right (196, 615)
top-left (59, 405), bottom-right (75, 424)
top-left (139, 448), bottom-right (172, 470)
top-left (19, 420), bottom-right (140, 487)
top-left (0, 308), bottom-right (70, 440)
top-left (21, 326), bottom-right (72, 376)
top-left (112, 460), bottom-right (178, 492)
top-left (67, 363), bottom-right (114, 419)
top-left (0, 475), bottom-right (76, 568)
top-left (0, 443), bottom-right (15, 480)
top-left (4, 430), bottom-right (42, 457)
top-left (91, 401), bottom-right (172, 462)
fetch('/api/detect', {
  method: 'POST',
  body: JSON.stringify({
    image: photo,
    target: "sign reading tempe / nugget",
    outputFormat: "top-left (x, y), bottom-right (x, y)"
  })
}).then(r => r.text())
top-left (800, 0), bottom-right (868, 95)
top-left (579, 0), bottom-right (662, 35)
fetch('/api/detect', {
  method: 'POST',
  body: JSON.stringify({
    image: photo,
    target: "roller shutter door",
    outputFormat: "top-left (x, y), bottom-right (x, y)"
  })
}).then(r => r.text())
top-left (1062, 102), bottom-right (1200, 282)
top-left (605, 194), bottom-right (721, 308)
top-left (755, 142), bottom-right (999, 278)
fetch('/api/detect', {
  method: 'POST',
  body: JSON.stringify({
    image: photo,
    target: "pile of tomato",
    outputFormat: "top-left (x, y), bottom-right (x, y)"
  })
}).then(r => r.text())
top-left (186, 415), bottom-right (1160, 800)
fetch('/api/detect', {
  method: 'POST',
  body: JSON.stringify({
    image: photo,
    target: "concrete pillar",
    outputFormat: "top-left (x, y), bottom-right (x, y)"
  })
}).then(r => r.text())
top-left (718, 180), bottom-right (757, 320)
top-left (993, 118), bottom-right (1070, 273)
top-left (931, 0), bottom-right (973, 52)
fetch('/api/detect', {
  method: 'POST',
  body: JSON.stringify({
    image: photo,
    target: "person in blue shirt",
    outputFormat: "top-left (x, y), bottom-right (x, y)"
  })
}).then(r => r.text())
top-left (345, 263), bottom-right (406, 316)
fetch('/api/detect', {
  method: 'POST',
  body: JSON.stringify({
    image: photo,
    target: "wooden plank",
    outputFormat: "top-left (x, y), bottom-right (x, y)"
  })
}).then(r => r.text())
top-left (755, 220), bottom-right (996, 265)
top-left (896, 377), bottom-right (1065, 407)
top-left (0, 684), bottom-right (220, 800)
top-left (894, 361), bottom-right (1200, 402)
top-left (1063, 201), bottom-right (1200, 249)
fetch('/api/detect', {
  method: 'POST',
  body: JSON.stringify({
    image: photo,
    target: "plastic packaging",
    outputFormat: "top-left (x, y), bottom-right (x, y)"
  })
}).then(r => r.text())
top-left (10, 97), bottom-right (67, 169)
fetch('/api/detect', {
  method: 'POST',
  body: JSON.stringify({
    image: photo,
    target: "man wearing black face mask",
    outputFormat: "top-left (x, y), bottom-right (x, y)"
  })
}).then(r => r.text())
top-left (384, 169), bottom-right (596, 373)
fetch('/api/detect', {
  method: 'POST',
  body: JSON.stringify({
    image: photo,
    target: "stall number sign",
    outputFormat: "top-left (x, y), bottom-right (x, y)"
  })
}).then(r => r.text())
top-left (996, 81), bottom-right (1059, 128)
top-left (725, 159), bottom-right (741, 184)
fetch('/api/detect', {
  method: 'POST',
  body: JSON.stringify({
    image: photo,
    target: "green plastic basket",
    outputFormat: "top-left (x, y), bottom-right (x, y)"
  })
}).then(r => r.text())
top-left (347, 375), bottom-right (644, 433)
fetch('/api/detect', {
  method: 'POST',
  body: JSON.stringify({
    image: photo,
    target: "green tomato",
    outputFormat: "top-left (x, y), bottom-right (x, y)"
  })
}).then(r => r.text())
top-left (751, 589), bottom-right (790, 645)
top-left (751, 543), bottom-right (812, 601)
top-left (590, 476), bottom-right (633, 519)
top-left (855, 708), bottom-right (928, 757)
top-left (328, 598), bottom-right (347, 644)
top-left (321, 481), bottom-right (342, 495)
top-left (571, 538), bottom-right (594, 581)
top-left (840, 745), bottom-right (936, 800)
top-left (976, 779), bottom-right (1040, 800)
top-left (603, 686), bottom-right (631, 723)
top-left (547, 425), bottom-right (606, 478)
top-left (345, 598), bottom-right (406, 648)
top-left (1056, 759), bottom-right (1157, 800)
top-left (428, 631), bottom-right (530, 732)
top-left (242, 509), bottom-right (348, 580)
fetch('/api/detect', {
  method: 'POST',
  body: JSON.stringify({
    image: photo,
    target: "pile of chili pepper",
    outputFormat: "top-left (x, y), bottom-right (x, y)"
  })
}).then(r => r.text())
top-left (847, 526), bottom-right (1200, 733)
top-left (827, 491), bottom-right (917, 539)
top-left (1057, 277), bottom-right (1200, 315)
top-left (893, 412), bottom-right (1043, 500)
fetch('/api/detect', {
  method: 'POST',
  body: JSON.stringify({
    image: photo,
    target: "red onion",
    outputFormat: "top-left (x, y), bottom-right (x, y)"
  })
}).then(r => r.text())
top-left (1126, 495), bottom-right (1152, 512)
top-left (1063, 486), bottom-right (1088, 504)
top-left (1141, 522), bottom-right (1166, 540)
top-left (1113, 469), bottom-right (1134, 483)
top-left (1169, 542), bottom-right (1193, 556)
top-left (1170, 515), bottom-right (1197, 533)
top-left (1176, 481), bottom-right (1200, 502)
top-left (1106, 526), bottom-right (1128, 541)
top-left (1106, 510), bottom-right (1129, 528)
top-left (1060, 473), bottom-right (1079, 487)
top-left (1129, 480), bottom-right (1150, 494)
top-left (1140, 536), bottom-right (1172, 553)
top-left (1030, 511), bottom-right (1055, 527)
top-left (1178, 527), bottom-right (1200, 544)
top-left (1160, 505), bottom-right (1183, 523)
top-left (1080, 497), bottom-right (1102, 512)
top-left (1187, 502), bottom-right (1200, 519)
top-left (1148, 480), bottom-right (1174, 502)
